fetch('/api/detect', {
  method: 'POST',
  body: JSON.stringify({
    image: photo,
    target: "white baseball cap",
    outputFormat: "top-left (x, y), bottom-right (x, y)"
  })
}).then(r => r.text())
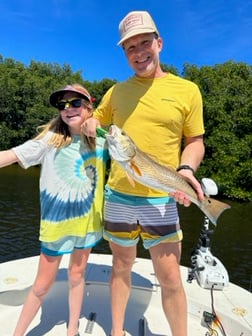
top-left (118, 11), bottom-right (159, 46)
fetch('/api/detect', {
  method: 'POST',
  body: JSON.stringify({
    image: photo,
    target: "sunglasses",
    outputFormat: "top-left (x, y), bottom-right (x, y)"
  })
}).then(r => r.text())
top-left (57, 98), bottom-right (84, 111)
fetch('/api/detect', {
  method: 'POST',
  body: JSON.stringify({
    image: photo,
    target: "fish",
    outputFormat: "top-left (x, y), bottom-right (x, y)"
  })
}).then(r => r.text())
top-left (105, 125), bottom-right (231, 225)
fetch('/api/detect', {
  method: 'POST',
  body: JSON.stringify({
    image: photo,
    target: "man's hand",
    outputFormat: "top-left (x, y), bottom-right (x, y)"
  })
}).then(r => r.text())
top-left (170, 170), bottom-right (205, 206)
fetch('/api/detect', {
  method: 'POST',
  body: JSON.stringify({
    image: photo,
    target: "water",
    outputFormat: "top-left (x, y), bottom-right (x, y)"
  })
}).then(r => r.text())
top-left (0, 165), bottom-right (251, 291)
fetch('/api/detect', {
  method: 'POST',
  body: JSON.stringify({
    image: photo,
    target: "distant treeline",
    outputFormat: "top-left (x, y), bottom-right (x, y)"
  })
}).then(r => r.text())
top-left (0, 55), bottom-right (251, 201)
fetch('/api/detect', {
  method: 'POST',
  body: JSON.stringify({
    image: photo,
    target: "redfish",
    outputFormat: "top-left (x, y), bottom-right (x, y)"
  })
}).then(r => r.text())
top-left (104, 125), bottom-right (230, 225)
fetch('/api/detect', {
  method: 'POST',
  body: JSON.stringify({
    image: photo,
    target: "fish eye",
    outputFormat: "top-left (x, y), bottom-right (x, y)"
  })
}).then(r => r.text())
top-left (121, 130), bottom-right (126, 135)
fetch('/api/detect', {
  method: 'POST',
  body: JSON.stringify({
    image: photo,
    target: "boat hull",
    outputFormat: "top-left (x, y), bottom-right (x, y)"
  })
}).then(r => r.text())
top-left (0, 253), bottom-right (251, 335)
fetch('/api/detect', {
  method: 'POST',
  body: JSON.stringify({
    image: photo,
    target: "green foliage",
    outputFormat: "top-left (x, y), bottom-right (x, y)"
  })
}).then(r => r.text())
top-left (0, 55), bottom-right (251, 200)
top-left (161, 63), bottom-right (179, 75)
top-left (89, 78), bottom-right (117, 107)
top-left (0, 57), bottom-right (87, 145)
top-left (183, 61), bottom-right (252, 201)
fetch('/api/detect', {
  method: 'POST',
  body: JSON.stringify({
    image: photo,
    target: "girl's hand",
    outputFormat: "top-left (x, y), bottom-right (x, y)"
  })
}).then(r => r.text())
top-left (0, 150), bottom-right (19, 168)
top-left (81, 118), bottom-right (100, 137)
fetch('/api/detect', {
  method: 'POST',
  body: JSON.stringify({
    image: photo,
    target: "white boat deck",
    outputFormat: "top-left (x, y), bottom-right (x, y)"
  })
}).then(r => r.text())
top-left (0, 253), bottom-right (252, 335)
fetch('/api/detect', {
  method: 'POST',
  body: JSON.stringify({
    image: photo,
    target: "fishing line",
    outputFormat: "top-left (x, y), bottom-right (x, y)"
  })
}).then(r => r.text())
top-left (210, 285), bottom-right (227, 336)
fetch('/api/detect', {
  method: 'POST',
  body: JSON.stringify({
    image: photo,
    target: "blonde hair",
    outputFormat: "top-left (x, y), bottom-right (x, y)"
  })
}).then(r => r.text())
top-left (35, 84), bottom-right (95, 149)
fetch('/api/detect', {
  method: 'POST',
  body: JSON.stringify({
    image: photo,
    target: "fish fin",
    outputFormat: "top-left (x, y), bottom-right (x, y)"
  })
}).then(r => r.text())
top-left (130, 161), bottom-right (142, 176)
top-left (126, 172), bottom-right (136, 187)
top-left (201, 197), bottom-right (231, 225)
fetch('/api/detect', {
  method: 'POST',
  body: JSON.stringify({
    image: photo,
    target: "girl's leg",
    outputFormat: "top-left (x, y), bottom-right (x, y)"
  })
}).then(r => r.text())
top-left (67, 248), bottom-right (91, 336)
top-left (13, 253), bottom-right (62, 336)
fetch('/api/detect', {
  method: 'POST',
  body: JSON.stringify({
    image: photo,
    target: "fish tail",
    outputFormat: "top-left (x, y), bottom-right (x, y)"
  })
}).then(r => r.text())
top-left (200, 198), bottom-right (231, 225)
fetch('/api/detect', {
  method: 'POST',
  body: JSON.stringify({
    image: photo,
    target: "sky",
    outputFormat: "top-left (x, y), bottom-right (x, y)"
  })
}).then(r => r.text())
top-left (1, 0), bottom-right (251, 82)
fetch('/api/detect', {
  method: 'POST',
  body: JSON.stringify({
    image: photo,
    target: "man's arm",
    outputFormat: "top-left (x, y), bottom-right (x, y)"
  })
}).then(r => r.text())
top-left (180, 135), bottom-right (205, 173)
top-left (171, 135), bottom-right (205, 205)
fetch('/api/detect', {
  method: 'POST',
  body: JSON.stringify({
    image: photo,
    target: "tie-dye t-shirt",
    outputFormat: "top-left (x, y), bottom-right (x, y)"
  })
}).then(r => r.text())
top-left (12, 132), bottom-right (109, 243)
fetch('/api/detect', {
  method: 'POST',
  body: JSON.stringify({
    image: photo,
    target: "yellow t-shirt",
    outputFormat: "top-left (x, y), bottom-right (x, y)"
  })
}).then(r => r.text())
top-left (94, 73), bottom-right (204, 197)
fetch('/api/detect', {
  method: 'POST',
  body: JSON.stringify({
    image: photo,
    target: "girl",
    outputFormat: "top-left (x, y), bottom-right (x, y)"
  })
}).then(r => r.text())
top-left (0, 84), bottom-right (109, 336)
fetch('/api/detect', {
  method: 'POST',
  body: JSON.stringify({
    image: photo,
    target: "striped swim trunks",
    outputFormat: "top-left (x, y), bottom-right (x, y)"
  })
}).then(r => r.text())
top-left (103, 187), bottom-right (183, 249)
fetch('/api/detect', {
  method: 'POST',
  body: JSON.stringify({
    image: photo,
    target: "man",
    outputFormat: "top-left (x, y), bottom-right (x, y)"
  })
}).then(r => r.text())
top-left (83, 11), bottom-right (205, 336)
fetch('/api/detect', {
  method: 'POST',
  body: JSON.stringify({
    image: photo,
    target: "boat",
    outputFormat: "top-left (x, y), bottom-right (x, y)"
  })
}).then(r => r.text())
top-left (1, 179), bottom-right (251, 335)
top-left (0, 248), bottom-right (252, 335)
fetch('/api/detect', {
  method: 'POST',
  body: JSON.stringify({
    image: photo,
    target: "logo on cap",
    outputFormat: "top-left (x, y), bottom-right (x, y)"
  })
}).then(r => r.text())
top-left (122, 13), bottom-right (144, 33)
top-left (118, 11), bottom-right (159, 45)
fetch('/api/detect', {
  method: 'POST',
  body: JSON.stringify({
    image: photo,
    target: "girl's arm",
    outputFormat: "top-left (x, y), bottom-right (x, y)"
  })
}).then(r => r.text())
top-left (0, 150), bottom-right (19, 168)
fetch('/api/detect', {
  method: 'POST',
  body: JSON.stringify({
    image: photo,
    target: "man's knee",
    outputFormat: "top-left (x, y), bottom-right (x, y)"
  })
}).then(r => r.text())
top-left (157, 268), bottom-right (183, 290)
top-left (110, 243), bottom-right (136, 268)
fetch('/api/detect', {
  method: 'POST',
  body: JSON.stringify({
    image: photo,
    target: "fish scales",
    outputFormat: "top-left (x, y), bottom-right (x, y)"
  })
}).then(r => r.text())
top-left (129, 146), bottom-right (199, 201)
top-left (105, 125), bottom-right (231, 225)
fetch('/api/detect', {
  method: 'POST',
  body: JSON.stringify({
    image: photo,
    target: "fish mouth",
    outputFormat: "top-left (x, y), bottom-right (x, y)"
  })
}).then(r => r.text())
top-left (108, 125), bottom-right (115, 136)
top-left (106, 125), bottom-right (135, 162)
top-left (108, 125), bottom-right (125, 137)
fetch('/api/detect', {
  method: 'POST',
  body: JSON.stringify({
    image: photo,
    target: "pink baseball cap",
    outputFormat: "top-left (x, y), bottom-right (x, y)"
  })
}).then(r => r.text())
top-left (49, 85), bottom-right (92, 108)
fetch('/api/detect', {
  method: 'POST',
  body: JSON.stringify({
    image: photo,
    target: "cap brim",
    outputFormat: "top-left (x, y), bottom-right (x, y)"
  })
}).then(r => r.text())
top-left (49, 88), bottom-right (91, 108)
top-left (117, 28), bottom-right (157, 46)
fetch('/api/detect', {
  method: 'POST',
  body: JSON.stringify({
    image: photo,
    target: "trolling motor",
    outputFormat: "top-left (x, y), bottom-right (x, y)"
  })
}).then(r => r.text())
top-left (187, 178), bottom-right (229, 290)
